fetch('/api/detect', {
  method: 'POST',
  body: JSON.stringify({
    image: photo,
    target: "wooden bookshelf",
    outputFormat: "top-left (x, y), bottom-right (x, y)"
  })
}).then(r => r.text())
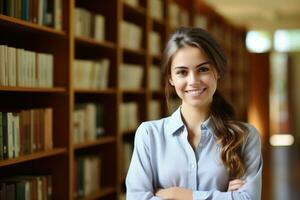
top-left (0, 0), bottom-right (249, 199)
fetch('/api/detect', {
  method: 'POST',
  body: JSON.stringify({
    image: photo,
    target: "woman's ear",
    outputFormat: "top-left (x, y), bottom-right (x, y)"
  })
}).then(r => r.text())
top-left (169, 78), bottom-right (174, 86)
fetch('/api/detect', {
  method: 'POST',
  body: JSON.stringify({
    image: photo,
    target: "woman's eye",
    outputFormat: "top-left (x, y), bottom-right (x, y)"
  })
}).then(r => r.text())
top-left (176, 70), bottom-right (187, 76)
top-left (198, 66), bottom-right (209, 72)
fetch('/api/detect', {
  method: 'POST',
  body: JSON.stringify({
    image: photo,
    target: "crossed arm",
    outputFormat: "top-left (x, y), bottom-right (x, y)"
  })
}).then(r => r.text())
top-left (155, 179), bottom-right (246, 200)
top-left (126, 124), bottom-right (262, 200)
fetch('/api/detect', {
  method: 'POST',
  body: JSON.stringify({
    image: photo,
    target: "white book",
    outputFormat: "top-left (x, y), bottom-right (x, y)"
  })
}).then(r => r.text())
top-left (99, 59), bottom-right (110, 88)
top-left (7, 47), bottom-right (15, 86)
top-left (75, 8), bottom-right (83, 37)
top-left (38, 0), bottom-right (45, 25)
top-left (169, 2), bottom-right (179, 28)
top-left (7, 113), bottom-right (14, 158)
top-left (194, 14), bottom-right (208, 29)
top-left (32, 51), bottom-right (36, 87)
top-left (94, 14), bottom-right (105, 41)
top-left (148, 100), bottom-right (161, 120)
top-left (123, 142), bottom-right (133, 175)
top-left (128, 103), bottom-right (138, 129)
top-left (130, 23), bottom-right (142, 50)
top-left (54, 0), bottom-right (63, 30)
top-left (13, 113), bottom-right (20, 158)
top-left (149, 31), bottom-right (161, 56)
top-left (11, 47), bottom-right (17, 86)
top-left (85, 104), bottom-right (96, 141)
top-left (120, 64), bottom-right (143, 89)
top-left (150, 0), bottom-right (163, 21)
top-left (16, 49), bottom-right (23, 86)
top-left (149, 66), bottom-right (161, 90)
top-left (180, 9), bottom-right (189, 26)
top-left (84, 9), bottom-right (92, 37)
top-left (124, 0), bottom-right (138, 7)
top-left (91, 62), bottom-right (100, 89)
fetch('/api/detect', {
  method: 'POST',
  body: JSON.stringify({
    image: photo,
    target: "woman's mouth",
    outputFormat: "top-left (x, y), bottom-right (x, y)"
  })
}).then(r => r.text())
top-left (186, 88), bottom-right (207, 97)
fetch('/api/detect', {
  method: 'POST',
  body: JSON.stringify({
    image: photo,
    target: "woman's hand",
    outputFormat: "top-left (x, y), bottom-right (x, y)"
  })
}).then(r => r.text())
top-left (155, 187), bottom-right (193, 200)
top-left (228, 179), bottom-right (246, 191)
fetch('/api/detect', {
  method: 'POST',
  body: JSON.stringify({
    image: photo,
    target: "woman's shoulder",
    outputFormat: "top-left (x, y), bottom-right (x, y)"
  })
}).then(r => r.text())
top-left (138, 116), bottom-right (171, 134)
top-left (239, 122), bottom-right (261, 149)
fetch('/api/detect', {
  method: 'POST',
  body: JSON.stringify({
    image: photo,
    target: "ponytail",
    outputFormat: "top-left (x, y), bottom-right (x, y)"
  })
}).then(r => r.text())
top-left (211, 90), bottom-right (248, 178)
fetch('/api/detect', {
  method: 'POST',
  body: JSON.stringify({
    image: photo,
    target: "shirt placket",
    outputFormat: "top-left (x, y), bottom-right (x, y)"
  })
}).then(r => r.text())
top-left (195, 126), bottom-right (208, 190)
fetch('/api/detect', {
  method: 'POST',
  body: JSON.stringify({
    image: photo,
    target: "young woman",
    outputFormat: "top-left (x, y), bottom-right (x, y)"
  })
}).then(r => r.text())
top-left (126, 27), bottom-right (262, 200)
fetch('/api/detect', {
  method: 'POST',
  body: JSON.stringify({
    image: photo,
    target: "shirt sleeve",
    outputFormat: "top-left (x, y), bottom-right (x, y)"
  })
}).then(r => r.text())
top-left (126, 123), bottom-right (161, 200)
top-left (192, 124), bottom-right (263, 200)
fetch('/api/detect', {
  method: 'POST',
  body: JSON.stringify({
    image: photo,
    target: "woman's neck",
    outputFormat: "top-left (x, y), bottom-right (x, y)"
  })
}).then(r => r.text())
top-left (180, 103), bottom-right (210, 131)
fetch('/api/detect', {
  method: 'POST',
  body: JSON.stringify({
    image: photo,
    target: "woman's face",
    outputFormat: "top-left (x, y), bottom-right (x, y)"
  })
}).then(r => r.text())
top-left (169, 46), bottom-right (218, 109)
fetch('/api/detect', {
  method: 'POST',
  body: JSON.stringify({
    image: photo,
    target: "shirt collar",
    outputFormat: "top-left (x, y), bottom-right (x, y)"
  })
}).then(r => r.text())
top-left (166, 107), bottom-right (185, 136)
top-left (166, 106), bottom-right (213, 136)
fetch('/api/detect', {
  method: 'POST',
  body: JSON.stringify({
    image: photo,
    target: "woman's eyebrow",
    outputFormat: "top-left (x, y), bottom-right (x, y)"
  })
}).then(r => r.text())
top-left (174, 61), bottom-right (211, 69)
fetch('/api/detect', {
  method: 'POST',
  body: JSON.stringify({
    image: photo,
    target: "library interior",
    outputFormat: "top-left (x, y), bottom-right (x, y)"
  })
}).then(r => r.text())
top-left (0, 0), bottom-right (300, 199)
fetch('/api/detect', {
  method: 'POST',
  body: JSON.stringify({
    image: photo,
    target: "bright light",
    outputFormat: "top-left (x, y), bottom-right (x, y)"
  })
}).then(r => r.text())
top-left (270, 134), bottom-right (294, 146)
top-left (246, 31), bottom-right (272, 53)
top-left (274, 29), bottom-right (300, 52)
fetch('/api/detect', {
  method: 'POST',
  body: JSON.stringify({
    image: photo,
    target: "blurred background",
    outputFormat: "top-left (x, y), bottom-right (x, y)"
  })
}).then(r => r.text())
top-left (203, 0), bottom-right (300, 199)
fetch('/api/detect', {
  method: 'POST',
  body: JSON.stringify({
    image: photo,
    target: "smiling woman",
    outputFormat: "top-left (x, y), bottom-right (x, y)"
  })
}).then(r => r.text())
top-left (126, 27), bottom-right (262, 200)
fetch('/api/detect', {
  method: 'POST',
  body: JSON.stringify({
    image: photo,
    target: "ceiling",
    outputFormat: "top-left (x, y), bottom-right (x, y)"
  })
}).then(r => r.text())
top-left (203, 0), bottom-right (300, 31)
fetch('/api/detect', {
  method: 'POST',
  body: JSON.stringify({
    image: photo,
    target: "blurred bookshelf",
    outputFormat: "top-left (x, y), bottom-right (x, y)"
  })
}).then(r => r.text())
top-left (0, 0), bottom-right (249, 199)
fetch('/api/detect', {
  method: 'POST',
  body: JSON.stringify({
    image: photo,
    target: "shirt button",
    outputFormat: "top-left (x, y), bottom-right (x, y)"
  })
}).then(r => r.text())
top-left (191, 164), bottom-right (196, 169)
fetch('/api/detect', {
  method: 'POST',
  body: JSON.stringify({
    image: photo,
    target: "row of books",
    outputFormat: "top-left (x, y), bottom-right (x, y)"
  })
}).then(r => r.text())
top-left (124, 0), bottom-right (139, 7)
top-left (168, 2), bottom-right (189, 29)
top-left (124, 0), bottom-right (164, 22)
top-left (148, 65), bottom-right (161, 91)
top-left (194, 14), bottom-right (208, 30)
top-left (0, 0), bottom-right (62, 30)
top-left (0, 175), bottom-right (52, 200)
top-left (149, 0), bottom-right (164, 21)
top-left (75, 7), bottom-right (105, 41)
top-left (119, 102), bottom-right (138, 132)
top-left (149, 31), bottom-right (162, 56)
top-left (0, 45), bottom-right (53, 88)
top-left (74, 59), bottom-right (109, 90)
top-left (123, 142), bottom-right (133, 176)
top-left (120, 21), bottom-right (142, 50)
top-left (74, 156), bottom-right (101, 198)
top-left (73, 104), bottom-right (104, 145)
top-left (0, 108), bottom-right (53, 160)
top-left (148, 100), bottom-right (162, 121)
top-left (120, 63), bottom-right (143, 90)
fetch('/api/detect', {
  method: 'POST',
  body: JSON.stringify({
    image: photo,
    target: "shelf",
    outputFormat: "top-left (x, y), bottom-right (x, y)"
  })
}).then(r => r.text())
top-left (74, 136), bottom-right (116, 150)
top-left (121, 89), bottom-right (146, 94)
top-left (123, 3), bottom-right (146, 16)
top-left (0, 148), bottom-right (67, 167)
top-left (151, 55), bottom-right (162, 62)
top-left (0, 86), bottom-right (66, 93)
top-left (75, 88), bottom-right (117, 95)
top-left (77, 187), bottom-right (116, 200)
top-left (75, 37), bottom-right (116, 50)
top-left (150, 90), bottom-right (165, 95)
top-left (122, 129), bottom-right (135, 136)
top-left (0, 14), bottom-right (66, 37)
top-left (122, 47), bottom-right (146, 56)
top-left (152, 18), bottom-right (166, 29)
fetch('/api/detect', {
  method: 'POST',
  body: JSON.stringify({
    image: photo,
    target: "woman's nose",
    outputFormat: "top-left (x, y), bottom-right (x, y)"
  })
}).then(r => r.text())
top-left (187, 72), bottom-right (199, 84)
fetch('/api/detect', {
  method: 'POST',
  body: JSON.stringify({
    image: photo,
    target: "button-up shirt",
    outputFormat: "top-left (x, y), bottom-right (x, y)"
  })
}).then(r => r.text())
top-left (126, 107), bottom-right (262, 200)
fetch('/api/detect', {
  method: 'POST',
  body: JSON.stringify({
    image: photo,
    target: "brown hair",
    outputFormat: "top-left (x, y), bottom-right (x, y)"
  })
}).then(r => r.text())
top-left (162, 27), bottom-right (248, 178)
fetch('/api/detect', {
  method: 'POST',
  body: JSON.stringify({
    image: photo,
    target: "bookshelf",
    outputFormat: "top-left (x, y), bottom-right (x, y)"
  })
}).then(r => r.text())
top-left (0, 0), bottom-right (249, 199)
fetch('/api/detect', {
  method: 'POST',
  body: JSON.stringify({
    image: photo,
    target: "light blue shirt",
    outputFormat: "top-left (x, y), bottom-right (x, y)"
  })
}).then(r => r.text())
top-left (126, 107), bottom-right (262, 200)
